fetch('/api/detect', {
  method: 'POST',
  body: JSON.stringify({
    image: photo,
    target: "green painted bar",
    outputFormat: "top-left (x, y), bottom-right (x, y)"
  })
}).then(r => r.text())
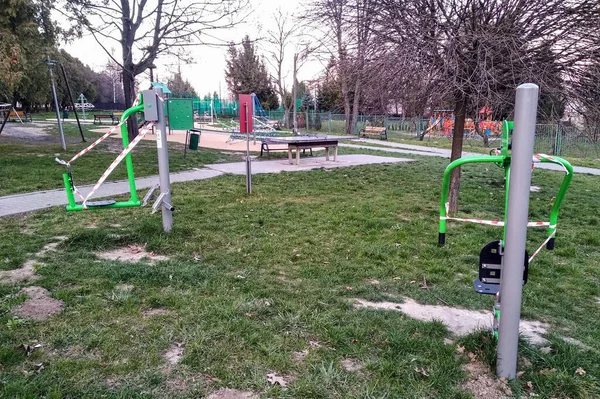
top-left (66, 200), bottom-right (142, 212)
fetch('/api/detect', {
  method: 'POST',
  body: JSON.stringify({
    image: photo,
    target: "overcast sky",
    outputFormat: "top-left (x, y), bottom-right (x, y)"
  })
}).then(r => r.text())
top-left (59, 0), bottom-right (325, 99)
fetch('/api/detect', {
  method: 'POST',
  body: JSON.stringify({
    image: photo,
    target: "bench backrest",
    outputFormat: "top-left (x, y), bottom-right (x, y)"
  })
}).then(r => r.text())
top-left (365, 126), bottom-right (386, 132)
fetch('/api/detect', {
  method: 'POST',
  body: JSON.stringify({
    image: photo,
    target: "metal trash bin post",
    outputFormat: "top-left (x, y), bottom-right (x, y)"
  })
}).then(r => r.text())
top-left (184, 129), bottom-right (201, 158)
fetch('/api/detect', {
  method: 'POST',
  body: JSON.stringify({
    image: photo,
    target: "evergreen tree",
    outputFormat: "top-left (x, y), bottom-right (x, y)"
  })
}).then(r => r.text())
top-left (225, 35), bottom-right (279, 110)
top-left (167, 69), bottom-right (198, 98)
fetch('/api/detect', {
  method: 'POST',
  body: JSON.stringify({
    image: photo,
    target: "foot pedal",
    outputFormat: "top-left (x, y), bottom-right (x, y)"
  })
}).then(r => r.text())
top-left (86, 200), bottom-right (116, 207)
top-left (474, 279), bottom-right (500, 295)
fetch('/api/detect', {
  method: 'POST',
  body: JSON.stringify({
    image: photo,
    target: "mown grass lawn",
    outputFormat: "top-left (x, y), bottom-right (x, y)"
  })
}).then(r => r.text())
top-left (0, 151), bottom-right (599, 398)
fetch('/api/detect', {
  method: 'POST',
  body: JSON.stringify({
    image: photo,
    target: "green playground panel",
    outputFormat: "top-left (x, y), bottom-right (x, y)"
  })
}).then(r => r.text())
top-left (167, 99), bottom-right (194, 131)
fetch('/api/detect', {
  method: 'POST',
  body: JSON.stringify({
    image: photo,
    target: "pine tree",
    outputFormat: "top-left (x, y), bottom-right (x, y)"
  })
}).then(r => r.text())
top-left (225, 36), bottom-right (279, 110)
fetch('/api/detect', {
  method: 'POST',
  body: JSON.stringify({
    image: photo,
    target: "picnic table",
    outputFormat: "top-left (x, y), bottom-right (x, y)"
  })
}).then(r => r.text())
top-left (261, 135), bottom-right (346, 165)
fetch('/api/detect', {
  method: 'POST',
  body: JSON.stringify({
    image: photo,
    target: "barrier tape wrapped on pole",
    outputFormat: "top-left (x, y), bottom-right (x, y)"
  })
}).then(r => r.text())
top-left (82, 122), bottom-right (155, 208)
top-left (496, 83), bottom-right (539, 379)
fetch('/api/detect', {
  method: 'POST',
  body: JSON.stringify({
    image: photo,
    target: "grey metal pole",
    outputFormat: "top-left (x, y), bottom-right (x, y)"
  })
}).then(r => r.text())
top-left (496, 83), bottom-right (539, 379)
top-left (47, 59), bottom-right (67, 150)
top-left (154, 87), bottom-right (173, 232)
top-left (245, 101), bottom-right (252, 194)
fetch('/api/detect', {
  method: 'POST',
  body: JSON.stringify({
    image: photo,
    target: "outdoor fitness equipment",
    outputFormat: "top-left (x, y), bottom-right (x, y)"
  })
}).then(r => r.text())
top-left (438, 84), bottom-right (573, 379)
top-left (438, 121), bottom-right (573, 274)
top-left (55, 88), bottom-right (174, 232)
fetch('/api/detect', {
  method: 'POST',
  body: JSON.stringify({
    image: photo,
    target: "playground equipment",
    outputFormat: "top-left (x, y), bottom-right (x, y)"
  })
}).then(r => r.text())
top-left (227, 94), bottom-right (278, 143)
top-left (56, 88), bottom-right (174, 232)
top-left (438, 84), bottom-right (573, 379)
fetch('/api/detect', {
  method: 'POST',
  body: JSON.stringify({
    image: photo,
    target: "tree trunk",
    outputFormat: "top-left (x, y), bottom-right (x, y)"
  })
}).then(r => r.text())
top-left (342, 74), bottom-right (352, 135)
top-left (448, 95), bottom-right (467, 213)
top-left (292, 55), bottom-right (298, 135)
top-left (350, 75), bottom-right (361, 136)
top-left (122, 67), bottom-right (139, 141)
top-left (283, 107), bottom-right (290, 129)
top-left (473, 117), bottom-right (489, 147)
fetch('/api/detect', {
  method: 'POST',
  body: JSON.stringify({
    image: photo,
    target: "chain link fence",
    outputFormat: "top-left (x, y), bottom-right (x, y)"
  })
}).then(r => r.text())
top-left (257, 110), bottom-right (600, 159)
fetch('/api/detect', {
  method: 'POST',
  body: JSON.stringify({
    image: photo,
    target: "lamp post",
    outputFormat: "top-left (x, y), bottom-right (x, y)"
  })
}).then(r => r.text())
top-left (46, 56), bottom-right (67, 150)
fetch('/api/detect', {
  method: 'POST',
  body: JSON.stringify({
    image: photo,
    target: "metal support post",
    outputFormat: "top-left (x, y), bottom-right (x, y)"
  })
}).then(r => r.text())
top-left (47, 57), bottom-right (67, 150)
top-left (496, 83), bottom-right (539, 379)
top-left (245, 102), bottom-right (252, 194)
top-left (154, 88), bottom-right (174, 232)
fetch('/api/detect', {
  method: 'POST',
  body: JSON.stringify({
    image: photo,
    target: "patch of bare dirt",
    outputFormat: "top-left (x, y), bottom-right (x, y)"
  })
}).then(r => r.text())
top-left (12, 286), bottom-right (64, 321)
top-left (96, 245), bottom-right (169, 264)
top-left (353, 298), bottom-right (549, 344)
top-left (341, 358), bottom-right (364, 372)
top-left (143, 308), bottom-right (171, 317)
top-left (0, 260), bottom-right (39, 284)
top-left (293, 350), bottom-right (308, 362)
top-left (462, 360), bottom-right (512, 399)
top-left (207, 388), bottom-right (259, 399)
top-left (163, 342), bottom-right (184, 365)
top-left (266, 372), bottom-right (293, 388)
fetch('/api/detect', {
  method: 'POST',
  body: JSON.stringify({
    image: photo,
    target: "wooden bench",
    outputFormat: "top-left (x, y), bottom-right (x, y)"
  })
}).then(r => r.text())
top-left (8, 110), bottom-right (32, 122)
top-left (260, 140), bottom-right (290, 157)
top-left (360, 126), bottom-right (387, 140)
top-left (93, 114), bottom-right (116, 124)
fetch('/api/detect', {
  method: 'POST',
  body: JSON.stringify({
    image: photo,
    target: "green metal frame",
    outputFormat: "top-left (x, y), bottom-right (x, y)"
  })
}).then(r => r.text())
top-left (63, 96), bottom-right (145, 211)
top-left (439, 120), bottom-right (573, 249)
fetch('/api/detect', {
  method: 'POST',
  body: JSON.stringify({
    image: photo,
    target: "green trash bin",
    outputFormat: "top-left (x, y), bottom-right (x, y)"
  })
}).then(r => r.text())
top-left (188, 130), bottom-right (200, 150)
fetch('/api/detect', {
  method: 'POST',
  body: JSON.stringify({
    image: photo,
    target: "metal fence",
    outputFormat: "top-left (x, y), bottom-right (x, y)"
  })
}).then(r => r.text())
top-left (215, 109), bottom-right (600, 159)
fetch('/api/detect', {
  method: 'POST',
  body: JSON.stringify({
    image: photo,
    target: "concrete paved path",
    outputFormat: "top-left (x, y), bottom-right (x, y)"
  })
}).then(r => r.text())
top-left (206, 154), bottom-right (412, 175)
top-left (0, 155), bottom-right (411, 217)
top-left (0, 169), bottom-right (223, 217)
top-left (342, 140), bottom-right (600, 176)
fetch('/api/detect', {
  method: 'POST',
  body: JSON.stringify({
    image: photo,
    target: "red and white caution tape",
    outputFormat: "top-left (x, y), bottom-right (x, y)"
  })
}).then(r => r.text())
top-left (442, 203), bottom-right (553, 228)
top-left (528, 231), bottom-right (556, 263)
top-left (533, 153), bottom-right (569, 173)
top-left (441, 216), bottom-right (551, 227)
top-left (55, 97), bottom-right (139, 167)
top-left (81, 122), bottom-right (154, 209)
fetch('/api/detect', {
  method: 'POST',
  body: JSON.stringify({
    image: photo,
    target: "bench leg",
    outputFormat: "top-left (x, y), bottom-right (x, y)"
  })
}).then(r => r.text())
top-left (296, 147), bottom-right (301, 165)
top-left (325, 146), bottom-right (330, 161)
top-left (288, 148), bottom-right (293, 164)
top-left (334, 146), bottom-right (338, 162)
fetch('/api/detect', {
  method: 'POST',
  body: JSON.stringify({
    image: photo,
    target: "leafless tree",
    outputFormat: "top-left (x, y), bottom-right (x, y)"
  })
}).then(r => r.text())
top-left (264, 10), bottom-right (298, 128)
top-left (374, 0), bottom-right (598, 212)
top-left (63, 0), bottom-right (249, 138)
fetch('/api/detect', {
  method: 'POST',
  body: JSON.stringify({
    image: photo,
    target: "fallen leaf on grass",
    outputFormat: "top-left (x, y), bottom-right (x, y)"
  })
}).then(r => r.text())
top-left (540, 346), bottom-right (552, 354)
top-left (344, 286), bottom-right (353, 291)
top-left (323, 261), bottom-right (329, 264)
top-left (456, 345), bottom-right (465, 354)
top-left (267, 372), bottom-right (288, 387)
top-left (414, 367), bottom-right (429, 377)
top-left (517, 371), bottom-right (525, 378)
top-left (575, 367), bottom-right (586, 376)
top-left (538, 368), bottom-right (556, 376)
top-left (18, 343), bottom-right (42, 357)
top-left (524, 381), bottom-right (534, 392)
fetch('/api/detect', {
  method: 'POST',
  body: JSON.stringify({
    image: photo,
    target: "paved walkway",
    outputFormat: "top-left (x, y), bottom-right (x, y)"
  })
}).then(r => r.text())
top-left (0, 155), bottom-right (411, 217)
top-left (342, 139), bottom-right (600, 176)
